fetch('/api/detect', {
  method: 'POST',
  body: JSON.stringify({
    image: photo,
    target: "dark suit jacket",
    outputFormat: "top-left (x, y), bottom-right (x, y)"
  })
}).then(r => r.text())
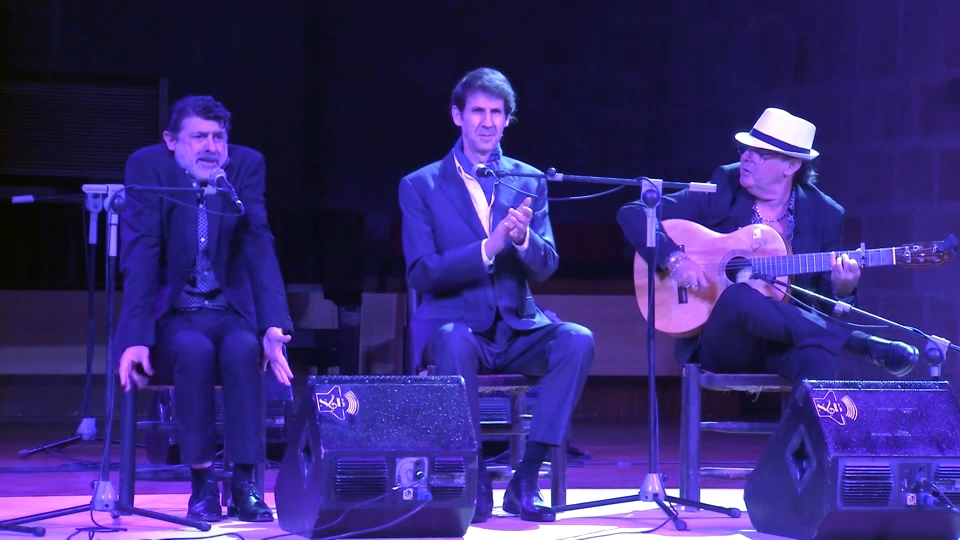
top-left (115, 143), bottom-right (292, 352)
top-left (617, 162), bottom-right (852, 364)
top-left (400, 147), bottom-right (559, 364)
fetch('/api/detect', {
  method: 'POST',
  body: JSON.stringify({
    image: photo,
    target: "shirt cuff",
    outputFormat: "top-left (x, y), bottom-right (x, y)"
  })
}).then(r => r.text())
top-left (481, 239), bottom-right (495, 270)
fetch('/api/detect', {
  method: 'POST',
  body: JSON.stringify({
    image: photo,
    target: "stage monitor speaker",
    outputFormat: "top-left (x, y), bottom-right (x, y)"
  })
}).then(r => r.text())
top-left (274, 375), bottom-right (478, 538)
top-left (744, 380), bottom-right (960, 540)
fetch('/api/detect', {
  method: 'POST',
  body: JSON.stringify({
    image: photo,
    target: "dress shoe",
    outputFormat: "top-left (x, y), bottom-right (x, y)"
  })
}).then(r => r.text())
top-left (187, 478), bottom-right (222, 522)
top-left (227, 480), bottom-right (274, 522)
top-left (472, 468), bottom-right (493, 523)
top-left (568, 445), bottom-right (591, 460)
top-left (503, 475), bottom-right (555, 522)
top-left (858, 334), bottom-right (919, 377)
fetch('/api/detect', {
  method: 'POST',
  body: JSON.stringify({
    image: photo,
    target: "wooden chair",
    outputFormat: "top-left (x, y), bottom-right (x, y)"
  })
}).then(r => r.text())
top-left (405, 286), bottom-right (568, 506)
top-left (679, 362), bottom-right (791, 508)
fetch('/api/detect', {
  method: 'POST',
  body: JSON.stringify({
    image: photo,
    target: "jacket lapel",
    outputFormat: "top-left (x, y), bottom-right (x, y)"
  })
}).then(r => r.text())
top-left (437, 153), bottom-right (487, 240)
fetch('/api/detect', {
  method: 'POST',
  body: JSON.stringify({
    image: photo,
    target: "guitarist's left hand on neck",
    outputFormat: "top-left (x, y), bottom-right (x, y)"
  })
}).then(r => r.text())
top-left (830, 252), bottom-right (861, 298)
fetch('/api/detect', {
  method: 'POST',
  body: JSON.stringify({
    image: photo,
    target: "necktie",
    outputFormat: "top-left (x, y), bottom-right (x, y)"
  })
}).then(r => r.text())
top-left (193, 196), bottom-right (217, 292)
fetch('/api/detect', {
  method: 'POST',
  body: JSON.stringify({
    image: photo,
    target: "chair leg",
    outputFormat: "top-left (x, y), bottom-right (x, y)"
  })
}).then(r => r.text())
top-left (509, 393), bottom-right (525, 471)
top-left (679, 363), bottom-right (702, 511)
top-left (550, 440), bottom-right (567, 507)
top-left (221, 441), bottom-right (232, 508)
top-left (119, 386), bottom-right (139, 510)
top-left (257, 379), bottom-right (267, 496)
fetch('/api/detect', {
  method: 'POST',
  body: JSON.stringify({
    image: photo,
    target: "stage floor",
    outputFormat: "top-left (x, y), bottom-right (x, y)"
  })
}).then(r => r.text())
top-left (0, 420), bottom-right (783, 539)
top-left (0, 489), bottom-right (783, 539)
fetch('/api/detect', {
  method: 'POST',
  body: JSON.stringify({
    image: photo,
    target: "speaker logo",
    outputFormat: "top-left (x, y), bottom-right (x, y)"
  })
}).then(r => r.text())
top-left (315, 386), bottom-right (360, 420)
top-left (813, 391), bottom-right (858, 425)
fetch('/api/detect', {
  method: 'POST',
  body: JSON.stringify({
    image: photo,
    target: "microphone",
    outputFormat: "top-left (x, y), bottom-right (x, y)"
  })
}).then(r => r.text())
top-left (473, 163), bottom-right (499, 179)
top-left (209, 167), bottom-right (227, 189)
top-left (10, 193), bottom-right (87, 204)
top-left (210, 167), bottom-right (244, 213)
top-left (472, 163), bottom-right (539, 199)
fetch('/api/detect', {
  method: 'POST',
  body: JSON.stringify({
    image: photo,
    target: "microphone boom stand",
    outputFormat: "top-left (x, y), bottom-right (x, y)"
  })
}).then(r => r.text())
top-left (0, 184), bottom-right (211, 534)
top-left (754, 272), bottom-right (959, 377)
top-left (485, 167), bottom-right (740, 530)
top-left (17, 192), bottom-right (125, 460)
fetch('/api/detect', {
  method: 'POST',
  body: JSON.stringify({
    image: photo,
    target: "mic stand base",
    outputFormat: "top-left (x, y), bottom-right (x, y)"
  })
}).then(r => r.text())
top-left (552, 472), bottom-right (741, 529)
top-left (0, 489), bottom-right (211, 535)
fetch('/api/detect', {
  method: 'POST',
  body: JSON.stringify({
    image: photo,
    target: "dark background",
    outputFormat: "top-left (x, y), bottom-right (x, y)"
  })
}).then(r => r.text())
top-left (2, 0), bottom-right (959, 381)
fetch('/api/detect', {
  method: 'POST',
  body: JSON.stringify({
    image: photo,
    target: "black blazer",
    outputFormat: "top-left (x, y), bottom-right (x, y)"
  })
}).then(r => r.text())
top-left (115, 143), bottom-right (292, 352)
top-left (617, 162), bottom-right (851, 363)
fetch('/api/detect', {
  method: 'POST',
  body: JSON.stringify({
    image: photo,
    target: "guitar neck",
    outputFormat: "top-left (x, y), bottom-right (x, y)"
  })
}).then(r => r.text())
top-left (751, 247), bottom-right (897, 277)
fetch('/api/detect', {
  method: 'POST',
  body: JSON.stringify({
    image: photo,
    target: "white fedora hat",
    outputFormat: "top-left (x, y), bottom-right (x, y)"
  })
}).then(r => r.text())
top-left (734, 108), bottom-right (819, 160)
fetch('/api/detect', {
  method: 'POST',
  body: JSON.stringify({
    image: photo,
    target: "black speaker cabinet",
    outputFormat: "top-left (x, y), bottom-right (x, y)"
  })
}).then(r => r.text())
top-left (274, 375), bottom-right (478, 538)
top-left (744, 380), bottom-right (960, 540)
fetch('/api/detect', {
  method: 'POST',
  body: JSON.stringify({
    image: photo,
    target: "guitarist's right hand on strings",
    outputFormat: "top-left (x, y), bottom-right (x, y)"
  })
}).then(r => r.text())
top-left (666, 253), bottom-right (708, 291)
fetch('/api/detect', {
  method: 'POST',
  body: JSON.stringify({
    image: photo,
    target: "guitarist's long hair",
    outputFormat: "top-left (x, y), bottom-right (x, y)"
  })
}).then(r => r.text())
top-left (795, 160), bottom-right (819, 186)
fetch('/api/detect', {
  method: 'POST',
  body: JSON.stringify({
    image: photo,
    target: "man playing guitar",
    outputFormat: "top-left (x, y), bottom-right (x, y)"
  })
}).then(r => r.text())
top-left (617, 108), bottom-right (920, 385)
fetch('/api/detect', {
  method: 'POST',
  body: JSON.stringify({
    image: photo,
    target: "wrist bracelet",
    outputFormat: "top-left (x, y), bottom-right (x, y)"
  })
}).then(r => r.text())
top-left (665, 250), bottom-right (688, 275)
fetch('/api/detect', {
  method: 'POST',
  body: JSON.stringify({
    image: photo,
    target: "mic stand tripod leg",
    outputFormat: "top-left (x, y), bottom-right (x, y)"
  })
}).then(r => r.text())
top-left (0, 523), bottom-right (45, 537)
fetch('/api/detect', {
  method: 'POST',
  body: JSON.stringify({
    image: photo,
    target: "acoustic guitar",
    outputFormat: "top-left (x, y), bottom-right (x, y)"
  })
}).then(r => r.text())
top-left (633, 219), bottom-right (955, 338)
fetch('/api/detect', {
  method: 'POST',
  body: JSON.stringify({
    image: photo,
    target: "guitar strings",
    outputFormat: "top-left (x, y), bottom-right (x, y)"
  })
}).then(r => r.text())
top-left (672, 255), bottom-right (856, 273)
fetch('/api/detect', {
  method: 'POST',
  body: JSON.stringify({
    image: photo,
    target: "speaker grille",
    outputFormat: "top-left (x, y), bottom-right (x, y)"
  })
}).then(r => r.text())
top-left (335, 457), bottom-right (388, 502)
top-left (430, 457), bottom-right (468, 501)
top-left (480, 397), bottom-right (511, 425)
top-left (840, 464), bottom-right (892, 507)
top-left (934, 465), bottom-right (960, 506)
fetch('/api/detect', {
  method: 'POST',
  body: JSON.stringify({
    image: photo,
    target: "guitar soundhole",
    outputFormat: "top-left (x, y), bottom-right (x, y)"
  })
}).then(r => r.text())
top-left (724, 256), bottom-right (754, 283)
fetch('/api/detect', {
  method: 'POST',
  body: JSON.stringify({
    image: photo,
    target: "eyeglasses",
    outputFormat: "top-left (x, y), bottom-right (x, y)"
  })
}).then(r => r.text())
top-left (738, 143), bottom-right (786, 164)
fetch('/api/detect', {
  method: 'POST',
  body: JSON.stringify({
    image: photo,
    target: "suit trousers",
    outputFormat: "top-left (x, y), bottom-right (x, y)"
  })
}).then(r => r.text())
top-left (696, 283), bottom-right (849, 384)
top-left (152, 307), bottom-right (264, 465)
top-left (429, 314), bottom-right (595, 448)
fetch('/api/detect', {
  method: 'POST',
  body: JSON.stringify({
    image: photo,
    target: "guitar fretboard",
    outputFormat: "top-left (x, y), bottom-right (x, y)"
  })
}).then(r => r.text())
top-left (750, 248), bottom-right (897, 277)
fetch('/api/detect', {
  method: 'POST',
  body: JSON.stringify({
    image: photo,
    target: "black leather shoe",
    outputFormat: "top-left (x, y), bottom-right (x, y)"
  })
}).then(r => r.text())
top-left (503, 475), bottom-right (555, 522)
top-left (568, 445), bottom-right (591, 460)
top-left (227, 480), bottom-right (274, 522)
top-left (187, 478), bottom-right (222, 522)
top-left (862, 335), bottom-right (919, 377)
top-left (472, 469), bottom-right (493, 523)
